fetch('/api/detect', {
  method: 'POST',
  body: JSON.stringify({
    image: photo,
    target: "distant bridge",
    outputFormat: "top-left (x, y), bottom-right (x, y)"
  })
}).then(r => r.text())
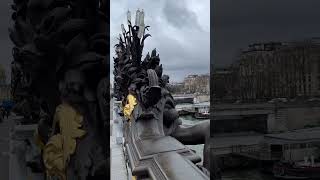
top-left (173, 94), bottom-right (194, 104)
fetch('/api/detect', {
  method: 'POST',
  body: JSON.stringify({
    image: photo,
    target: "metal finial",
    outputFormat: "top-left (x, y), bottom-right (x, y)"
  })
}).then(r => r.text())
top-left (127, 10), bottom-right (131, 24)
top-left (121, 24), bottom-right (125, 34)
top-left (135, 9), bottom-right (141, 26)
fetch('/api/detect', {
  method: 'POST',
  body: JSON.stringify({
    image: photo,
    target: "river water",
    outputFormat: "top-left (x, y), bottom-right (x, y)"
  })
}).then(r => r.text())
top-left (180, 115), bottom-right (206, 165)
top-left (180, 115), bottom-right (275, 180)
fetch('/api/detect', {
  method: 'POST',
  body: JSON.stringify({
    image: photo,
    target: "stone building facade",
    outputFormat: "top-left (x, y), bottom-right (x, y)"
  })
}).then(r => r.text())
top-left (183, 74), bottom-right (209, 94)
top-left (212, 68), bottom-right (237, 102)
top-left (238, 40), bottom-right (320, 101)
top-left (169, 74), bottom-right (210, 95)
top-left (183, 75), bottom-right (198, 93)
top-left (213, 38), bottom-right (320, 102)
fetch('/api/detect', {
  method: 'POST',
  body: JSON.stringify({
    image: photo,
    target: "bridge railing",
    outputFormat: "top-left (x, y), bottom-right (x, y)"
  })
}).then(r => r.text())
top-left (114, 102), bottom-right (209, 180)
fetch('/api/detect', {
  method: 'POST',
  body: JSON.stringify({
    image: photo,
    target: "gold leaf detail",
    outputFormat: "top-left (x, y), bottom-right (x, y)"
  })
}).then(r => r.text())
top-left (43, 103), bottom-right (86, 180)
top-left (123, 94), bottom-right (137, 120)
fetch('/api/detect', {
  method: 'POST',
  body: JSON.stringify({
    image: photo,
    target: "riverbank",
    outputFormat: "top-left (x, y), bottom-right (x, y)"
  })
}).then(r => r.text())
top-left (222, 168), bottom-right (274, 180)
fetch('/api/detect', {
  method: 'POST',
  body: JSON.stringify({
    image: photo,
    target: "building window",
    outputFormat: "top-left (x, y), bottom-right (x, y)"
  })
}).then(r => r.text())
top-left (309, 75), bottom-right (311, 82)
top-left (291, 144), bottom-right (300, 149)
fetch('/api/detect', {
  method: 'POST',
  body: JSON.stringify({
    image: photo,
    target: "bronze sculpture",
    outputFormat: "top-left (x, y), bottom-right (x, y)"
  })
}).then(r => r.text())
top-left (114, 9), bottom-right (211, 179)
top-left (9, 0), bottom-right (109, 179)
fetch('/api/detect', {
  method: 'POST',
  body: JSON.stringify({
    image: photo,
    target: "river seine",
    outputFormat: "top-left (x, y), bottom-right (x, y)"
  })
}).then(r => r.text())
top-left (180, 115), bottom-right (275, 180)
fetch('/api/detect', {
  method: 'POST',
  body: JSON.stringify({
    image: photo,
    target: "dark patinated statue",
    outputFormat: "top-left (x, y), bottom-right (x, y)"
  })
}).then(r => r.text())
top-left (9, 0), bottom-right (109, 179)
top-left (114, 10), bottom-right (211, 179)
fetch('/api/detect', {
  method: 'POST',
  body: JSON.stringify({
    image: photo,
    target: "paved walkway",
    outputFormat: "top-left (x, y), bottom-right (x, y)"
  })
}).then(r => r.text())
top-left (0, 115), bottom-right (14, 180)
top-left (110, 120), bottom-right (128, 180)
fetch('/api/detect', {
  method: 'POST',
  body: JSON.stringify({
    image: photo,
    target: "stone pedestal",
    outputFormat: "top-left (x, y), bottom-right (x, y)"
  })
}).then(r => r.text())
top-left (9, 118), bottom-right (44, 180)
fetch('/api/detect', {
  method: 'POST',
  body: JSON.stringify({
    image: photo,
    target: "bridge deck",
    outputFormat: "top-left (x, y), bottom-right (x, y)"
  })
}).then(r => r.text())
top-left (111, 122), bottom-right (128, 180)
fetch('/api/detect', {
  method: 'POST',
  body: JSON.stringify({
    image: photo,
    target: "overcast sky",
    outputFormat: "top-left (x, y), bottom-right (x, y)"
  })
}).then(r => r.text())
top-left (3, 1), bottom-right (318, 83)
top-left (110, 0), bottom-right (210, 83)
top-left (213, 0), bottom-right (320, 67)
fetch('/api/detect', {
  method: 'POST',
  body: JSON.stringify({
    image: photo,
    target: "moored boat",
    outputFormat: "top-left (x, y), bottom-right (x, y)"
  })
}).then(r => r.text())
top-left (193, 102), bottom-right (209, 119)
top-left (273, 160), bottom-right (320, 179)
top-left (194, 111), bottom-right (210, 119)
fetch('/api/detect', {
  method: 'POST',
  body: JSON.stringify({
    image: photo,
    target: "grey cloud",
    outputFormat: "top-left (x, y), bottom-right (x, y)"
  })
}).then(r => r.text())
top-left (163, 0), bottom-right (201, 30)
top-left (213, 0), bottom-right (320, 67)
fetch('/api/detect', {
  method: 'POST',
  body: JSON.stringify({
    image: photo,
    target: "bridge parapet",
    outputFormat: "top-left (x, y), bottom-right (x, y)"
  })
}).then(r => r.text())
top-left (114, 102), bottom-right (209, 180)
top-left (9, 116), bottom-right (44, 180)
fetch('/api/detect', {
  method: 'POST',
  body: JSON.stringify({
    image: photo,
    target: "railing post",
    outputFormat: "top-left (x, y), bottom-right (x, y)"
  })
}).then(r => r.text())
top-left (113, 101), bottom-right (124, 144)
